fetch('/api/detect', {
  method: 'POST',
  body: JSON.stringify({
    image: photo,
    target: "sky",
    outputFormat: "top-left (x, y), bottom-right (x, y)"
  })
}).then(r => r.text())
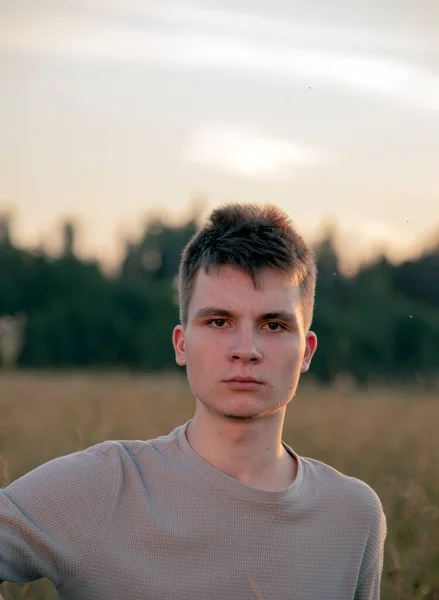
top-left (1, 0), bottom-right (439, 273)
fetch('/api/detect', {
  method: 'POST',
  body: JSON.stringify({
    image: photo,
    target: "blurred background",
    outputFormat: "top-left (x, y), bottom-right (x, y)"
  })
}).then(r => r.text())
top-left (1, 3), bottom-right (439, 598)
top-left (1, 0), bottom-right (439, 382)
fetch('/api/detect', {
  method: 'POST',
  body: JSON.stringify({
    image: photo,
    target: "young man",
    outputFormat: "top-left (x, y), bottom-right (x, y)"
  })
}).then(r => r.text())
top-left (0, 203), bottom-right (386, 599)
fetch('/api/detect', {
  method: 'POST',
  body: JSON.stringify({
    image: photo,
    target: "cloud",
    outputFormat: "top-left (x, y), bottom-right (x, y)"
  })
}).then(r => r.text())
top-left (144, 4), bottom-right (433, 55)
top-left (184, 124), bottom-right (322, 179)
top-left (26, 1), bottom-right (434, 54)
top-left (2, 3), bottom-right (439, 112)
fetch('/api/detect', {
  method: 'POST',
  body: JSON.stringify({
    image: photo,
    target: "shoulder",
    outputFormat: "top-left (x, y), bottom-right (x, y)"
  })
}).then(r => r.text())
top-left (301, 456), bottom-right (385, 523)
top-left (301, 457), bottom-right (387, 576)
top-left (7, 441), bottom-right (146, 496)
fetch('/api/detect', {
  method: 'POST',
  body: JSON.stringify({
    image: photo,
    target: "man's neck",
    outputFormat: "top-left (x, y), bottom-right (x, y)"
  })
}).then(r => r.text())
top-left (185, 413), bottom-right (297, 491)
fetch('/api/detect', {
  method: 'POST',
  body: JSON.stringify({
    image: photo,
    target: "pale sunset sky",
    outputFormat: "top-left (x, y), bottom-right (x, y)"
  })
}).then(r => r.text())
top-left (1, 0), bottom-right (439, 273)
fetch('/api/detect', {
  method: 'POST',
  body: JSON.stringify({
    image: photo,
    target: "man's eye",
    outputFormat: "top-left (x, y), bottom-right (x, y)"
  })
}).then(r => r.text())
top-left (264, 322), bottom-right (285, 332)
top-left (208, 319), bottom-right (227, 328)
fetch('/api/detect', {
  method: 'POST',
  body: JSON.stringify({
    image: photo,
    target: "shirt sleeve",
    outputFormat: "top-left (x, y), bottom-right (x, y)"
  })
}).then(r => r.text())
top-left (0, 443), bottom-right (118, 588)
top-left (355, 507), bottom-right (387, 600)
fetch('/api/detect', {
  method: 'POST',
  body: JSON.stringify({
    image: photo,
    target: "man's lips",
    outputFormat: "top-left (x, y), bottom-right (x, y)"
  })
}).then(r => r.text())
top-left (224, 377), bottom-right (264, 384)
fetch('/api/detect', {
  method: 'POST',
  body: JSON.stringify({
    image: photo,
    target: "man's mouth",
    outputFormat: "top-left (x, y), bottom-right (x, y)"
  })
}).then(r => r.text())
top-left (224, 376), bottom-right (264, 383)
top-left (223, 377), bottom-right (265, 389)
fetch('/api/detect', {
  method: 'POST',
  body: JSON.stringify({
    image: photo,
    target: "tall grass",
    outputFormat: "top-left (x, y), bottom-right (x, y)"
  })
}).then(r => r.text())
top-left (1, 372), bottom-right (438, 599)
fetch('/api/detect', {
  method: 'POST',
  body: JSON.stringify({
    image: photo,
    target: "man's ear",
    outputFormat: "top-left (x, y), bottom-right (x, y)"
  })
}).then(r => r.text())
top-left (172, 324), bottom-right (186, 366)
top-left (301, 331), bottom-right (317, 373)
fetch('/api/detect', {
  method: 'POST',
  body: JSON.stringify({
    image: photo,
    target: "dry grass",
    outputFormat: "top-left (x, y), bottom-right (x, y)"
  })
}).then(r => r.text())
top-left (0, 372), bottom-right (438, 599)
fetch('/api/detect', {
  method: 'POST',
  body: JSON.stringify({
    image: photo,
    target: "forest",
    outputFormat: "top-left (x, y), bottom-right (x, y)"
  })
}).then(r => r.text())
top-left (0, 212), bottom-right (438, 385)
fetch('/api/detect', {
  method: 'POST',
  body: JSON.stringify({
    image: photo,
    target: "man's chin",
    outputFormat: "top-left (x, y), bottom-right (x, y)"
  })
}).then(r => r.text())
top-left (194, 393), bottom-right (280, 421)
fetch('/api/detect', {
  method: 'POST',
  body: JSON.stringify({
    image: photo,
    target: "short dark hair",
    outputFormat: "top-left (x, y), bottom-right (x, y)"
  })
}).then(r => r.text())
top-left (178, 202), bottom-right (318, 332)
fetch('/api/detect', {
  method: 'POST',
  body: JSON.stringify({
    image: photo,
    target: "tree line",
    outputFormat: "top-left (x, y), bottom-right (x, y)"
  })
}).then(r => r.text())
top-left (0, 213), bottom-right (438, 385)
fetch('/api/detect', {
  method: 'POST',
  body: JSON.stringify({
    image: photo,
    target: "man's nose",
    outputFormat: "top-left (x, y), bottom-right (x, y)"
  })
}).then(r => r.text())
top-left (226, 328), bottom-right (263, 363)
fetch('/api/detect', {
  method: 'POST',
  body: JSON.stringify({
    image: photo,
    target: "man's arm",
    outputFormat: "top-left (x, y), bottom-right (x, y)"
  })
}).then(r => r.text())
top-left (0, 444), bottom-right (117, 586)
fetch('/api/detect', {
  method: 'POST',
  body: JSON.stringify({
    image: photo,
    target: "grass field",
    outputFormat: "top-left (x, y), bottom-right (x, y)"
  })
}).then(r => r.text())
top-left (1, 372), bottom-right (438, 599)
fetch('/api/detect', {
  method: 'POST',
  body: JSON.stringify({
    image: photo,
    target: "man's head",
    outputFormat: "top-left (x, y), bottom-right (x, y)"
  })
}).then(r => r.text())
top-left (172, 203), bottom-right (318, 422)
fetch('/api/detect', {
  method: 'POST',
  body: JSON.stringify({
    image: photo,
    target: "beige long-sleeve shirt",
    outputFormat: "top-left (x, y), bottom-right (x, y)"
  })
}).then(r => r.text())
top-left (1, 419), bottom-right (386, 599)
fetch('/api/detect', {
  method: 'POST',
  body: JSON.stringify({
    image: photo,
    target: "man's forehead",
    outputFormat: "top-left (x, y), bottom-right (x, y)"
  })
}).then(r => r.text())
top-left (190, 266), bottom-right (302, 317)
top-left (195, 264), bottom-right (298, 290)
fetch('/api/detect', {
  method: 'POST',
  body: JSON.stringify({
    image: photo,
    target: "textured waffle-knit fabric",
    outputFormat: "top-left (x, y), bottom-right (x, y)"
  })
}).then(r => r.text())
top-left (1, 419), bottom-right (386, 599)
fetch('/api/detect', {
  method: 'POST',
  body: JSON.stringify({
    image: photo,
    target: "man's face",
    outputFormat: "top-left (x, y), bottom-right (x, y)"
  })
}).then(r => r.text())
top-left (172, 265), bottom-right (317, 421)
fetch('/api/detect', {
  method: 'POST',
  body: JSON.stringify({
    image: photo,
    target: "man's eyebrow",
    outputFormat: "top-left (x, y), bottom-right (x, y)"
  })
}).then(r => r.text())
top-left (193, 307), bottom-right (235, 320)
top-left (193, 307), bottom-right (298, 326)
